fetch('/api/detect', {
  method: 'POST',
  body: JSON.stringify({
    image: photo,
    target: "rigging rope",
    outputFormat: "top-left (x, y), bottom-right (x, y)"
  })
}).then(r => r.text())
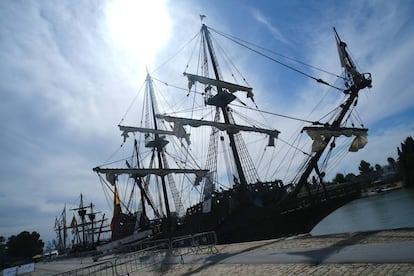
top-left (119, 80), bottom-right (146, 125)
top-left (210, 34), bottom-right (251, 87)
top-left (151, 31), bottom-right (200, 75)
top-left (230, 103), bottom-right (318, 124)
top-left (152, 77), bottom-right (203, 95)
top-left (209, 27), bottom-right (345, 80)
top-left (208, 27), bottom-right (344, 91)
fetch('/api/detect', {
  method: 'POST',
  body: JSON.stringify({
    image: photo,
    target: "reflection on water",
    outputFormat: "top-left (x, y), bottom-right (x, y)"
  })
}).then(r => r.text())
top-left (311, 187), bottom-right (414, 235)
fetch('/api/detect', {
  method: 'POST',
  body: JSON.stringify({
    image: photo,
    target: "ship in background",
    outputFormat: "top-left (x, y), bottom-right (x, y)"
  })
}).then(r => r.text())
top-left (54, 194), bottom-right (110, 253)
top-left (93, 22), bottom-right (372, 245)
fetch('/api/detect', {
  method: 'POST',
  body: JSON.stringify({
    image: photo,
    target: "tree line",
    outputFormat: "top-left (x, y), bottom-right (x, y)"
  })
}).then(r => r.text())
top-left (331, 136), bottom-right (414, 187)
top-left (0, 231), bottom-right (44, 269)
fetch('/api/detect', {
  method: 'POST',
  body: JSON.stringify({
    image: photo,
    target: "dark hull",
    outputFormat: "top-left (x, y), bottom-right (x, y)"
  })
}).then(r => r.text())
top-left (114, 182), bottom-right (361, 244)
top-left (177, 183), bottom-right (361, 244)
top-left (214, 190), bottom-right (359, 243)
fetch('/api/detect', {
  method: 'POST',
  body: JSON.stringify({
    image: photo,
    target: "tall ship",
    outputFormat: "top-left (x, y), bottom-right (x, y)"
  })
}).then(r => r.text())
top-left (93, 22), bottom-right (372, 244)
top-left (54, 194), bottom-right (110, 253)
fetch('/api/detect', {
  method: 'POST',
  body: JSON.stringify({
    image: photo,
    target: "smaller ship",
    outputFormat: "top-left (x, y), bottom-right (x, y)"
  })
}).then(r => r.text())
top-left (54, 194), bottom-right (110, 253)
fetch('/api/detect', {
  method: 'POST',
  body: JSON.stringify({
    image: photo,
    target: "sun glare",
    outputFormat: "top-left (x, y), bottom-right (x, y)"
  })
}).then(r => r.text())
top-left (105, 0), bottom-right (172, 66)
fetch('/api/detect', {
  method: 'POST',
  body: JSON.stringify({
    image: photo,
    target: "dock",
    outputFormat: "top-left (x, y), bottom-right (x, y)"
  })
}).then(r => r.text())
top-left (27, 227), bottom-right (414, 275)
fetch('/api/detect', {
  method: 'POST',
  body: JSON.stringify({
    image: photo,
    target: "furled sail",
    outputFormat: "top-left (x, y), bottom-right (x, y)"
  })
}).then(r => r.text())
top-left (303, 126), bottom-right (368, 152)
top-left (119, 125), bottom-right (191, 145)
top-left (184, 72), bottom-right (254, 100)
top-left (157, 114), bottom-right (279, 146)
top-left (93, 167), bottom-right (209, 178)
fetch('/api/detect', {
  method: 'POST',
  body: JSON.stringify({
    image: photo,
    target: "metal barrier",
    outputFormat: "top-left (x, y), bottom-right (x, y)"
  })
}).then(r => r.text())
top-left (122, 238), bottom-right (170, 253)
top-left (57, 260), bottom-right (114, 276)
top-left (57, 231), bottom-right (218, 276)
top-left (114, 245), bottom-right (168, 276)
top-left (171, 231), bottom-right (218, 256)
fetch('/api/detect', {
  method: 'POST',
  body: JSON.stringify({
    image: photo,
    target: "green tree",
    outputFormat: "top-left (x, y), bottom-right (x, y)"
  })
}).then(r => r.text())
top-left (332, 173), bottom-right (345, 184)
top-left (387, 157), bottom-right (396, 170)
top-left (345, 173), bottom-right (357, 183)
top-left (375, 164), bottom-right (383, 179)
top-left (398, 136), bottom-right (414, 187)
top-left (7, 231), bottom-right (44, 258)
top-left (0, 236), bottom-right (5, 257)
top-left (358, 160), bottom-right (373, 175)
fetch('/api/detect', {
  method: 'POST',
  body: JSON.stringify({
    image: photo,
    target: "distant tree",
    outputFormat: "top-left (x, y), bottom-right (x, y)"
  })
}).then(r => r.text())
top-left (358, 160), bottom-right (373, 175)
top-left (332, 173), bottom-right (345, 184)
top-left (387, 157), bottom-right (396, 170)
top-left (7, 231), bottom-right (44, 258)
top-left (398, 136), bottom-right (414, 187)
top-left (345, 173), bottom-right (357, 183)
top-left (0, 236), bottom-right (5, 257)
top-left (375, 164), bottom-right (383, 178)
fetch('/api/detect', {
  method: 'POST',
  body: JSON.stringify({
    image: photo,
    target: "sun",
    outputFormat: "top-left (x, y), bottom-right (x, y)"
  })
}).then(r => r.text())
top-left (105, 0), bottom-right (172, 66)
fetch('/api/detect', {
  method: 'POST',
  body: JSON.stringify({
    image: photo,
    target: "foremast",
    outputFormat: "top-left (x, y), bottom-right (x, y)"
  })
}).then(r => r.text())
top-left (287, 28), bottom-right (372, 199)
top-left (93, 73), bottom-right (208, 233)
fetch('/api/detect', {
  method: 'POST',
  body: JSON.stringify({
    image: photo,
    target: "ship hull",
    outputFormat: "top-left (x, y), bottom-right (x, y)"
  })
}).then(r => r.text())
top-left (171, 183), bottom-right (361, 244)
top-left (214, 190), bottom-right (359, 243)
top-left (111, 182), bottom-right (361, 245)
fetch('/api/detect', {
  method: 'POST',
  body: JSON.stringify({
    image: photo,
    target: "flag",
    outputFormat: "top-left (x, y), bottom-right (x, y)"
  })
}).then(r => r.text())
top-left (70, 215), bottom-right (77, 228)
top-left (110, 185), bottom-right (122, 232)
top-left (70, 215), bottom-right (77, 234)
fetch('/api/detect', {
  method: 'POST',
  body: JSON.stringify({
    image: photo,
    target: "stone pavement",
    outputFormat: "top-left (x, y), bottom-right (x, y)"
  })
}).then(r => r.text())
top-left (28, 227), bottom-right (414, 275)
top-left (139, 228), bottom-right (414, 275)
top-left (167, 242), bottom-right (414, 264)
top-left (147, 263), bottom-right (414, 275)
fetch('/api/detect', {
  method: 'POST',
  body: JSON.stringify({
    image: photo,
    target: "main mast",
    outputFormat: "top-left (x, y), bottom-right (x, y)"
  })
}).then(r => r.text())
top-left (201, 24), bottom-right (249, 187)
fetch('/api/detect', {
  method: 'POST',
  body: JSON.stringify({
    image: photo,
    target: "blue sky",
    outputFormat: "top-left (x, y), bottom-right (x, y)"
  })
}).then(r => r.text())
top-left (1, 0), bottom-right (413, 244)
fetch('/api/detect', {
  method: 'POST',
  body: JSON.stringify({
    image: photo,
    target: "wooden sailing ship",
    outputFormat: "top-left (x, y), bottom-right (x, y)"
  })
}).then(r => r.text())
top-left (54, 194), bottom-right (110, 253)
top-left (93, 23), bottom-right (372, 244)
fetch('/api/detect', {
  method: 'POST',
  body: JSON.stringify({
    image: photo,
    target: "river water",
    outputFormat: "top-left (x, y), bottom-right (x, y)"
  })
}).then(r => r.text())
top-left (311, 187), bottom-right (414, 235)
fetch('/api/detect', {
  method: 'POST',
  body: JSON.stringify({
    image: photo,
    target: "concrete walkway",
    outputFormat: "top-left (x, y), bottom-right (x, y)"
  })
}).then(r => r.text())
top-left (26, 227), bottom-right (414, 275)
top-left (168, 241), bottom-right (414, 265)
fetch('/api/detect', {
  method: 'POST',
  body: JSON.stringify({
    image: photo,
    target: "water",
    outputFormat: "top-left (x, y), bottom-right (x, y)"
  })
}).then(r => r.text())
top-left (311, 187), bottom-right (414, 235)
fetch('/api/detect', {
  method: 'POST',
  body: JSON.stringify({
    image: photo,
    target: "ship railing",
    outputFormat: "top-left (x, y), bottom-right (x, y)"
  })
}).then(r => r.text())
top-left (57, 260), bottom-right (114, 276)
top-left (170, 231), bottom-right (218, 256)
top-left (114, 244), bottom-right (169, 276)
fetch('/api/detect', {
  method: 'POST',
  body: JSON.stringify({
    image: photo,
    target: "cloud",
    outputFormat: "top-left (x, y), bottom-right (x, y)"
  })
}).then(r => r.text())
top-left (1, 0), bottom-right (413, 243)
top-left (250, 8), bottom-right (291, 46)
top-left (0, 1), bottom-right (138, 241)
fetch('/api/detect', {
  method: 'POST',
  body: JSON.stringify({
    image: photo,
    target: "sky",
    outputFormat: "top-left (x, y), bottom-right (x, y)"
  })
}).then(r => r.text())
top-left (1, 0), bottom-right (413, 244)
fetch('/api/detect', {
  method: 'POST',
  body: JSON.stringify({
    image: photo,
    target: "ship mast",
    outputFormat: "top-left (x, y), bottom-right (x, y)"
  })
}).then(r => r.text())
top-left (145, 73), bottom-right (173, 220)
top-left (159, 24), bottom-right (279, 192)
top-left (288, 28), bottom-right (372, 199)
top-left (94, 73), bottom-right (209, 225)
top-left (201, 24), bottom-right (249, 188)
top-left (54, 205), bottom-right (67, 251)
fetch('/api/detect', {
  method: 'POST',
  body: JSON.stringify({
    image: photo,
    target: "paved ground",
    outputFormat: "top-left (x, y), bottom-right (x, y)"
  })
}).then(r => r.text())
top-left (167, 242), bottom-right (414, 264)
top-left (27, 227), bottom-right (414, 275)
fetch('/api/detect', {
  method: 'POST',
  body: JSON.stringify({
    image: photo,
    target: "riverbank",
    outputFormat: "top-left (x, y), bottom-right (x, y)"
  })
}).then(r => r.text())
top-left (28, 227), bottom-right (414, 275)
